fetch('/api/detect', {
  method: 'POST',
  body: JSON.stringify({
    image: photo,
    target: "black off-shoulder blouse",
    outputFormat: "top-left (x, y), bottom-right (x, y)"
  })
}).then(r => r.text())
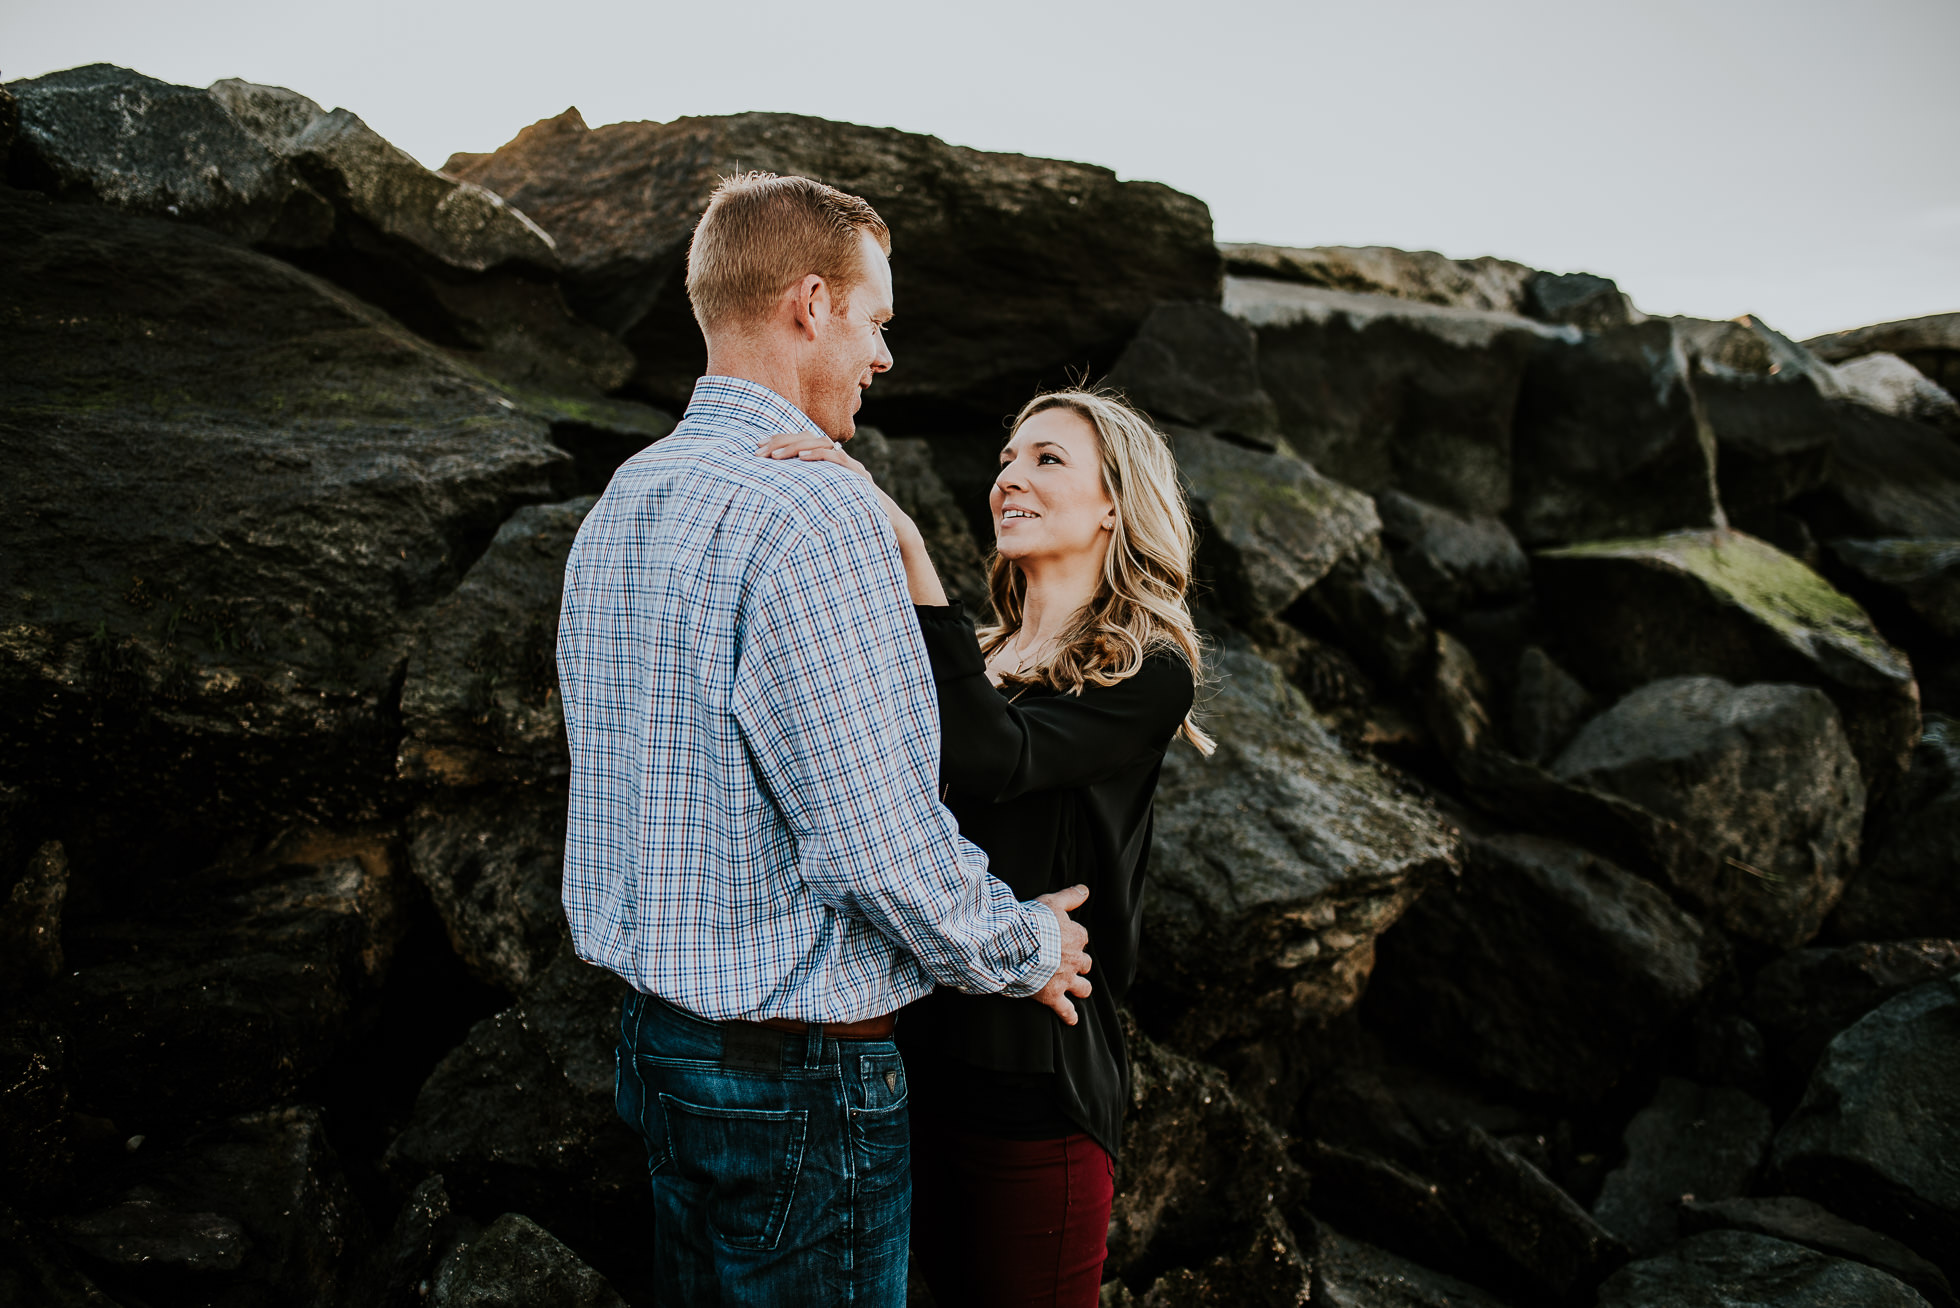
top-left (896, 602), bottom-right (1195, 1160)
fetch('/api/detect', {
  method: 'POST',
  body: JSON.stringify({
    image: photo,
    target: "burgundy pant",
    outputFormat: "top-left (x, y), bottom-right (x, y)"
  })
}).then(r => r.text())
top-left (910, 1113), bottom-right (1115, 1308)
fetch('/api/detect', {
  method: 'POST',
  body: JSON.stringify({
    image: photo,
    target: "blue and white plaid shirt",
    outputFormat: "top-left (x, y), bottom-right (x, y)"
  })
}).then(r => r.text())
top-left (558, 375), bottom-right (1059, 1023)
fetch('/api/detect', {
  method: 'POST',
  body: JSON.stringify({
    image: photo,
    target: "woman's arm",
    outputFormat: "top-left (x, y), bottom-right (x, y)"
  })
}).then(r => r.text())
top-left (759, 432), bottom-right (947, 605)
top-left (918, 605), bottom-right (1195, 803)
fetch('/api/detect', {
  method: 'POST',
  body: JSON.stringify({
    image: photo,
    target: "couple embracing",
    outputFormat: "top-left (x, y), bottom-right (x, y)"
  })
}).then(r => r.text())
top-left (557, 170), bottom-right (1212, 1307)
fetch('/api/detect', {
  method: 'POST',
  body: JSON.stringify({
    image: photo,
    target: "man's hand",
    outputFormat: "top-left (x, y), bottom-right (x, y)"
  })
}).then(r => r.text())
top-left (1032, 884), bottom-right (1093, 1025)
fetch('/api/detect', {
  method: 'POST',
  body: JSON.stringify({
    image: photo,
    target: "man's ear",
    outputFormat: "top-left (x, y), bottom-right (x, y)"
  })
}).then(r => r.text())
top-left (789, 273), bottom-right (828, 343)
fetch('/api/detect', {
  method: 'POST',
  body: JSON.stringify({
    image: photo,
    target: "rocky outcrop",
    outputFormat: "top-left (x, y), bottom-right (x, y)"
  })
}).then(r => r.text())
top-left (1138, 643), bottom-right (1459, 1095)
top-left (1805, 403), bottom-right (1960, 540)
top-left (1597, 1230), bottom-right (1933, 1308)
top-left (445, 108), bottom-right (1221, 416)
top-left (1834, 353), bottom-right (1960, 436)
top-left (1590, 1077), bottom-right (1774, 1254)
top-left (407, 793), bottom-right (568, 995)
top-left (0, 841), bottom-right (67, 995)
top-left (1366, 833), bottom-right (1723, 1102)
top-left (1507, 646), bottom-right (1596, 765)
top-left (1218, 243), bottom-right (1536, 315)
top-left (1523, 271), bottom-right (1644, 331)
top-left (1804, 311), bottom-right (1960, 393)
top-left (5, 64), bottom-right (332, 244)
top-left (430, 1212), bottom-right (626, 1308)
top-left (1224, 277), bottom-right (1570, 516)
top-left (1677, 1196), bottom-right (1956, 1308)
top-left (1770, 977), bottom-right (1960, 1270)
top-left (1549, 676), bottom-right (1865, 949)
top-left (1308, 1222), bottom-right (1518, 1308)
top-left (1534, 529), bottom-right (1920, 796)
top-left (1677, 315), bottom-right (1841, 513)
top-left (1375, 491), bottom-right (1530, 624)
top-left (1104, 302), bottom-right (1280, 445)
top-left (1828, 716), bottom-right (1960, 940)
top-left (1746, 939), bottom-right (1960, 1087)
top-left (1828, 539), bottom-right (1960, 640)
top-left (0, 185), bottom-right (567, 832)
top-left (1510, 319), bottom-right (1722, 546)
top-left (849, 427), bottom-right (992, 610)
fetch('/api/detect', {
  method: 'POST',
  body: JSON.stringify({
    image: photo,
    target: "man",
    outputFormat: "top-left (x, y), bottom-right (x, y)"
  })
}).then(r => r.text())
top-left (557, 172), bottom-right (1093, 1304)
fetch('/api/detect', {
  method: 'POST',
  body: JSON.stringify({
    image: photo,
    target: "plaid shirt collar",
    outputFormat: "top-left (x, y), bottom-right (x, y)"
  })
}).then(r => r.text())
top-left (681, 375), bottom-right (828, 445)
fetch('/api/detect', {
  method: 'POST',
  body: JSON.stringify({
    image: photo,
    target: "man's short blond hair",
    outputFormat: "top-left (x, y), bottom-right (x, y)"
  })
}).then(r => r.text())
top-left (685, 172), bottom-right (892, 334)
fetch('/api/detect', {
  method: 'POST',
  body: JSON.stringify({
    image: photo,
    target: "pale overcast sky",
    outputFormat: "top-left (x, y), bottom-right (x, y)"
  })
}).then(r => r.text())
top-left (7, 0), bottom-right (1956, 340)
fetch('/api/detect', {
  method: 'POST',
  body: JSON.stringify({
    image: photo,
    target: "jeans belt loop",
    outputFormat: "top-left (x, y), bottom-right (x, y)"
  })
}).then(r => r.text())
top-left (804, 1024), bottom-right (825, 1068)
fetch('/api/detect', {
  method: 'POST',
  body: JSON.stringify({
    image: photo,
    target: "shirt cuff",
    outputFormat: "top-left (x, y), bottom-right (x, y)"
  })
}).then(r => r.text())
top-left (914, 602), bottom-right (988, 684)
top-left (997, 899), bottom-right (1062, 999)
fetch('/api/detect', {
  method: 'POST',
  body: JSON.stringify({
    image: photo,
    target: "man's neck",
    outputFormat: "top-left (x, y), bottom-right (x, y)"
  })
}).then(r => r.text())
top-left (704, 344), bottom-right (807, 417)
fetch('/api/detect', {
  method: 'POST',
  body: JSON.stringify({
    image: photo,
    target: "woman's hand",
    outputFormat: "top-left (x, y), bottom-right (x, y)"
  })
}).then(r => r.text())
top-left (758, 432), bottom-right (950, 606)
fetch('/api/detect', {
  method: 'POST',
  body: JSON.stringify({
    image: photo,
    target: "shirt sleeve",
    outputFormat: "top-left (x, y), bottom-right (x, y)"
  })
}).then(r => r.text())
top-left (730, 478), bottom-right (1060, 999)
top-left (915, 603), bottom-right (1197, 802)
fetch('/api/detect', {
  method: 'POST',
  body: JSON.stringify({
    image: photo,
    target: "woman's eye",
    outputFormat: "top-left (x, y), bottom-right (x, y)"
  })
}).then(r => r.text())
top-left (1038, 453), bottom-right (1060, 465)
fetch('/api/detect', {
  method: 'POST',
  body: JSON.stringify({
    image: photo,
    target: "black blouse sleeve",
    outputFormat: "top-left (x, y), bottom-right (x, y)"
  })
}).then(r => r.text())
top-left (915, 603), bottom-right (1196, 803)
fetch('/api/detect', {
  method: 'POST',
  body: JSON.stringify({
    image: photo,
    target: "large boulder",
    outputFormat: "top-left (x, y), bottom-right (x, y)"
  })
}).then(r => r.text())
top-left (1218, 243), bottom-right (1536, 315)
top-left (1534, 529), bottom-right (1920, 796)
top-left (1678, 1196), bottom-right (1956, 1308)
top-left (1307, 1222), bottom-right (1518, 1308)
top-left (1770, 976), bottom-right (1960, 1271)
top-left (0, 841), bottom-right (67, 998)
top-left (850, 426), bottom-right (992, 610)
top-left (1374, 490), bottom-right (1531, 623)
top-left (407, 793), bottom-right (567, 996)
top-left (1676, 315), bottom-right (1841, 513)
top-left (0, 185), bottom-right (567, 832)
top-left (1509, 318), bottom-right (1722, 546)
top-left (430, 1212), bottom-right (626, 1308)
top-left (1550, 676), bottom-right (1865, 949)
top-left (1106, 1019), bottom-right (1311, 1305)
top-left (1746, 939), bottom-right (1960, 1088)
top-left (1104, 301), bottom-right (1280, 446)
top-left (1137, 643), bottom-right (1459, 1100)
top-left (5, 64), bottom-right (332, 244)
top-left (1224, 276), bottom-right (1572, 516)
top-left (1523, 270), bottom-right (1644, 331)
top-left (1167, 427), bottom-right (1381, 622)
top-left (1365, 832), bottom-right (1724, 1102)
top-left (1827, 539), bottom-right (1960, 641)
top-left (1834, 354), bottom-right (1960, 436)
top-left (1828, 715), bottom-right (1960, 941)
top-left (51, 829), bottom-right (410, 1129)
top-left (1597, 1229), bottom-right (1933, 1308)
top-left (384, 943), bottom-right (644, 1255)
top-left (1802, 403), bottom-right (1960, 540)
top-left (1590, 1078), bottom-right (1774, 1255)
top-left (444, 108), bottom-right (1221, 416)
top-left (1805, 311), bottom-right (1960, 394)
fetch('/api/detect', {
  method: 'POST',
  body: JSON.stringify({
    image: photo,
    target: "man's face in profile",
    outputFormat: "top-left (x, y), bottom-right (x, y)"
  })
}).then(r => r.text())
top-left (806, 230), bottom-right (894, 442)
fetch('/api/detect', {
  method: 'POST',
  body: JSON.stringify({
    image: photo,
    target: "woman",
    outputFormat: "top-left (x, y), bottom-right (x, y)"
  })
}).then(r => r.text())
top-left (763, 387), bottom-right (1210, 1307)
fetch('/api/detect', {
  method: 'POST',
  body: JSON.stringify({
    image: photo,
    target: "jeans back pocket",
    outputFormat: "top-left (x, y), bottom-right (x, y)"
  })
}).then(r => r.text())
top-left (659, 1094), bottom-right (810, 1251)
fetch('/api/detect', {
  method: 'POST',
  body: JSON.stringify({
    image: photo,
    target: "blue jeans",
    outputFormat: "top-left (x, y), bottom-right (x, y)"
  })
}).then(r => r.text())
top-left (615, 992), bottom-right (912, 1306)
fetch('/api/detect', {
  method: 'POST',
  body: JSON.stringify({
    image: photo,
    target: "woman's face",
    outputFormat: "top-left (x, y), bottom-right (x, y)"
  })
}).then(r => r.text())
top-left (991, 408), bottom-right (1115, 566)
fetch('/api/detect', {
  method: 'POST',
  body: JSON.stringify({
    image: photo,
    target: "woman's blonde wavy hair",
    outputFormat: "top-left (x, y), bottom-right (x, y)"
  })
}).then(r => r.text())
top-left (980, 387), bottom-right (1214, 754)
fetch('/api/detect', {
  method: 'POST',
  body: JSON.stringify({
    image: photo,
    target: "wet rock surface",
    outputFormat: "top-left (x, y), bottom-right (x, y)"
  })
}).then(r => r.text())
top-left (1827, 715), bottom-right (1960, 940)
top-left (1746, 938), bottom-right (1960, 1087)
top-left (1599, 1229), bottom-right (1933, 1307)
top-left (1309, 1222), bottom-right (1518, 1307)
top-left (1590, 1077), bottom-right (1773, 1255)
top-left (431, 1211), bottom-right (628, 1308)
top-left (1678, 1196), bottom-right (1956, 1307)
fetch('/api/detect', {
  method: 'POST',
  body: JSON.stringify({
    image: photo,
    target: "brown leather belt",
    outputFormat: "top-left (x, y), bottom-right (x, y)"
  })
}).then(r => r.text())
top-left (748, 1013), bottom-right (896, 1040)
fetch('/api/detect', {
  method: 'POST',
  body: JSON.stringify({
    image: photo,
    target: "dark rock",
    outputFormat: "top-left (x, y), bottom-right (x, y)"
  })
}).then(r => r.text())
top-left (1510, 318), bottom-right (1722, 546)
top-left (0, 1206), bottom-right (121, 1307)
top-left (53, 830), bottom-right (411, 1127)
top-left (1828, 538), bottom-right (1960, 639)
top-left (1677, 315), bottom-right (1841, 513)
top-left (1168, 427), bottom-right (1380, 623)
top-left (1366, 833), bottom-right (1723, 1103)
top-left (445, 108), bottom-right (1221, 416)
top-left (1747, 940), bottom-right (1960, 1088)
top-left (1226, 277), bottom-right (1571, 516)
top-left (1551, 676), bottom-right (1864, 949)
top-left (1138, 643), bottom-right (1458, 1103)
top-left (1298, 1139), bottom-right (1480, 1277)
top-left (5, 63), bottom-right (332, 245)
top-left (1107, 1018), bottom-right (1307, 1290)
top-left (399, 498), bottom-right (591, 790)
top-left (1834, 354), bottom-right (1960, 437)
top-left (1, 840), bottom-right (67, 995)
top-left (0, 1018), bottom-right (71, 1204)
top-left (1309, 1221), bottom-right (1518, 1308)
top-left (385, 943), bottom-right (643, 1254)
top-left (1304, 538), bottom-right (1433, 686)
top-left (1805, 311), bottom-right (1960, 394)
top-left (65, 1105), bottom-right (372, 1308)
top-left (1218, 243), bottom-right (1536, 315)
top-left (1590, 1078), bottom-right (1773, 1254)
top-left (1134, 1206), bottom-right (1312, 1307)
top-left (431, 1212), bottom-right (626, 1308)
top-left (1679, 1196), bottom-right (1956, 1308)
top-left (0, 186), bottom-right (567, 832)
top-left (372, 1175), bottom-right (466, 1308)
top-left (851, 426), bottom-right (991, 609)
top-left (1533, 528), bottom-right (1921, 797)
top-left (1507, 647), bottom-right (1596, 765)
top-left (407, 792), bottom-right (567, 995)
top-left (1423, 632), bottom-right (1498, 764)
top-left (1829, 715), bottom-right (1960, 941)
top-left (1105, 302), bottom-right (1280, 445)
top-left (1804, 402), bottom-right (1960, 539)
top-left (1523, 271), bottom-right (1643, 331)
top-left (0, 85), bottom-right (18, 167)
top-left (1598, 1229), bottom-right (1933, 1307)
top-left (1375, 491), bottom-right (1530, 623)
top-left (1770, 976), bottom-right (1960, 1269)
